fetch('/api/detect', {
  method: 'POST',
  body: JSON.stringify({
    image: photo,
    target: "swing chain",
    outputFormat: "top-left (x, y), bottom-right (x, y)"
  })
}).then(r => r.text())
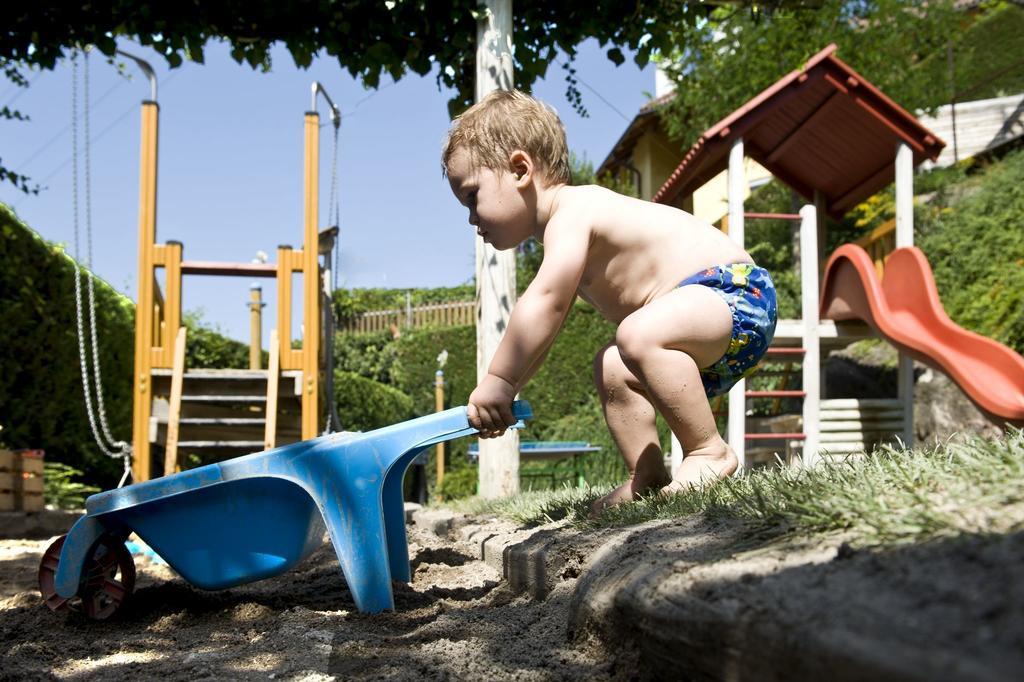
top-left (71, 48), bottom-right (133, 485)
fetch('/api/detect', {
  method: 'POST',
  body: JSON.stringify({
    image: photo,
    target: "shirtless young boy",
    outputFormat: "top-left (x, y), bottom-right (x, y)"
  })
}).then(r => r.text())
top-left (443, 90), bottom-right (777, 511)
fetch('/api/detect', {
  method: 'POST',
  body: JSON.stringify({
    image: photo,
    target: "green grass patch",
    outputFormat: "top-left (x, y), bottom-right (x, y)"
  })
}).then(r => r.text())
top-left (450, 485), bottom-right (599, 527)
top-left (451, 430), bottom-right (1024, 547)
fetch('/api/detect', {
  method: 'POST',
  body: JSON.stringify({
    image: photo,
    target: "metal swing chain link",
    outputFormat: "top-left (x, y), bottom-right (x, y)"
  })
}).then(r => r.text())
top-left (70, 49), bottom-right (132, 486)
top-left (83, 50), bottom-right (128, 456)
top-left (328, 115), bottom-right (341, 291)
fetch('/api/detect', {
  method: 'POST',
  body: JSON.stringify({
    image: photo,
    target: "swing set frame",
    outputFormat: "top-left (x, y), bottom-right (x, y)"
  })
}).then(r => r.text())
top-left (126, 60), bottom-right (338, 482)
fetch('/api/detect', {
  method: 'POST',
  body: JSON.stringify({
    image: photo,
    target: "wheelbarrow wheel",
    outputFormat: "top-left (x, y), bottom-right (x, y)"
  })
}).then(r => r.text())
top-left (38, 533), bottom-right (136, 620)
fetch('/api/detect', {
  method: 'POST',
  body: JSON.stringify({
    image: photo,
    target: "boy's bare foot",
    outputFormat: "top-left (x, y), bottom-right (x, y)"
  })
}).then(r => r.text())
top-left (660, 443), bottom-right (738, 497)
top-left (590, 469), bottom-right (671, 517)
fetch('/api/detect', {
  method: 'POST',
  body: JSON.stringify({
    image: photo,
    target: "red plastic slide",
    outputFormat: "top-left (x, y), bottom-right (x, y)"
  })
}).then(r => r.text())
top-left (820, 244), bottom-right (1024, 427)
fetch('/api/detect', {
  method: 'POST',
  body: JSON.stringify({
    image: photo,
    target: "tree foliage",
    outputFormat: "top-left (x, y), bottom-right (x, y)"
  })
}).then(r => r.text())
top-left (657, 0), bottom-right (962, 149)
top-left (1, 3), bottom-right (712, 111)
top-left (3, 3), bottom-right (813, 194)
top-left (0, 59), bottom-right (39, 194)
top-left (914, 2), bottom-right (1024, 104)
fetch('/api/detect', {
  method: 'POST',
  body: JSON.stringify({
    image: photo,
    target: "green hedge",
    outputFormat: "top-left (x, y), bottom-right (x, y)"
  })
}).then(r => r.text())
top-left (335, 370), bottom-right (414, 431)
top-left (0, 206), bottom-right (133, 487)
top-left (377, 305), bottom-right (619, 444)
top-left (183, 311), bottom-right (254, 369)
top-left (388, 326), bottom-right (474, 414)
top-left (334, 330), bottom-right (400, 384)
top-left (917, 147), bottom-right (1024, 354)
top-left (521, 304), bottom-right (616, 435)
top-left (1, 204), bottom-right (289, 487)
top-left (336, 310), bottom-right (623, 493)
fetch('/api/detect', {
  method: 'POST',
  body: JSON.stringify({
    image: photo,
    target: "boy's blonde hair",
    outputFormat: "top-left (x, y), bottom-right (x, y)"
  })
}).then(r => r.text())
top-left (442, 90), bottom-right (571, 185)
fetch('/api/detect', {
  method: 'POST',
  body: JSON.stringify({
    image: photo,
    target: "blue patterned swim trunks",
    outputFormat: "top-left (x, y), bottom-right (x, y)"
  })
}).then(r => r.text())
top-left (680, 263), bottom-right (778, 397)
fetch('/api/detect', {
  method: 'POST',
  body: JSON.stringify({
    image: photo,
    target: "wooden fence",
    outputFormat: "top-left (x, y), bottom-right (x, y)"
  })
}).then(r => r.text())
top-left (341, 300), bottom-right (476, 334)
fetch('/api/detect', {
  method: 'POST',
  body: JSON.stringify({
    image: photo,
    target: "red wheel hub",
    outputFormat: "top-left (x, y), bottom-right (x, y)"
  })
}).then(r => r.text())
top-left (38, 533), bottom-right (136, 620)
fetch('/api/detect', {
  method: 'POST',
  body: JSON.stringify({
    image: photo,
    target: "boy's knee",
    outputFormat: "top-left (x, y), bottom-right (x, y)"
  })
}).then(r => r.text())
top-left (614, 317), bottom-right (654, 368)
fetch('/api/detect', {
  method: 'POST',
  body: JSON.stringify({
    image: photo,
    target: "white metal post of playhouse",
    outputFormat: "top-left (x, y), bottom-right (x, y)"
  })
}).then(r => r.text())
top-left (726, 138), bottom-right (748, 471)
top-left (895, 141), bottom-right (915, 448)
top-left (799, 204), bottom-right (821, 467)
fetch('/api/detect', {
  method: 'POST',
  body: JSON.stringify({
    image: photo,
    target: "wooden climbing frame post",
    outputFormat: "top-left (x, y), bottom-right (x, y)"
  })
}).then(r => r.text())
top-left (131, 99), bottom-right (159, 483)
top-left (301, 111), bottom-right (321, 440)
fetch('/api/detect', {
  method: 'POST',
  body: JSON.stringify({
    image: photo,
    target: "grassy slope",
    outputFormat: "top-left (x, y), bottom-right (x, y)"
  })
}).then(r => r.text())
top-left (457, 429), bottom-right (1024, 549)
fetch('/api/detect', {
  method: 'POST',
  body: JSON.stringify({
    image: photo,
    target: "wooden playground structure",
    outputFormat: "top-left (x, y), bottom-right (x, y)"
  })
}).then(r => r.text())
top-left (126, 59), bottom-right (339, 482)
top-left (651, 45), bottom-right (1023, 473)
top-left (651, 45), bottom-right (947, 471)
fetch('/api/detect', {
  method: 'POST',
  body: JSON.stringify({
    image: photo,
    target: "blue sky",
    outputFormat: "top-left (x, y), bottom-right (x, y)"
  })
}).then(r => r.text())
top-left (1, 38), bottom-right (654, 342)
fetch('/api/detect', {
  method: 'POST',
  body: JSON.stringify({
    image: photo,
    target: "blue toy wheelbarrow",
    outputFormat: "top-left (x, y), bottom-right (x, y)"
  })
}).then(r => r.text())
top-left (38, 401), bottom-right (532, 619)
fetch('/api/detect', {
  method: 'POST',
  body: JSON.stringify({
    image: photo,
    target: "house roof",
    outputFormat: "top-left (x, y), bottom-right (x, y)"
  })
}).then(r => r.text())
top-left (651, 44), bottom-right (946, 217)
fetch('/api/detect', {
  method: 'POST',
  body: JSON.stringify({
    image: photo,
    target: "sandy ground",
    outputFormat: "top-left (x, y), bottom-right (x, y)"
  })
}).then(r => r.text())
top-left (0, 522), bottom-right (621, 681)
top-left (3, 508), bottom-right (1023, 680)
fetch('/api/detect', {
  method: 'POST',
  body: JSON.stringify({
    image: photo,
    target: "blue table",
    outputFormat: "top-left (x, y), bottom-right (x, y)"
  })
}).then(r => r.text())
top-left (468, 440), bottom-right (601, 489)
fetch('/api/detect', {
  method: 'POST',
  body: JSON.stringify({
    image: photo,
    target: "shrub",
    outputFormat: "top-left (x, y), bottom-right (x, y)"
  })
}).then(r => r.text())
top-left (334, 330), bottom-right (399, 384)
top-left (391, 325), bottom-right (477, 416)
top-left (434, 463), bottom-right (478, 501)
top-left (917, 148), bottom-right (1024, 353)
top-left (0, 206), bottom-right (133, 488)
top-left (335, 370), bottom-right (414, 432)
top-left (0, 204), bottom-right (292, 488)
top-left (43, 461), bottom-right (100, 510)
top-left (520, 303), bottom-right (616, 430)
top-left (183, 310), bottom-right (254, 369)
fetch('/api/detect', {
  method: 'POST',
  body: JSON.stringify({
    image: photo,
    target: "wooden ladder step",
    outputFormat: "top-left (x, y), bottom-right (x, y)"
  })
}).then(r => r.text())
top-left (746, 390), bottom-right (807, 398)
top-left (820, 409), bottom-right (903, 420)
top-left (819, 420), bottom-right (905, 432)
top-left (176, 441), bottom-right (266, 449)
top-left (181, 395), bottom-right (267, 403)
top-left (746, 432), bottom-right (806, 440)
top-left (819, 398), bottom-right (902, 409)
top-left (179, 418), bottom-right (266, 425)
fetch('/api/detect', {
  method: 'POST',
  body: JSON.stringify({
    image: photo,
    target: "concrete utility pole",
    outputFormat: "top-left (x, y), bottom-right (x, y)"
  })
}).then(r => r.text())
top-left (475, 0), bottom-right (519, 498)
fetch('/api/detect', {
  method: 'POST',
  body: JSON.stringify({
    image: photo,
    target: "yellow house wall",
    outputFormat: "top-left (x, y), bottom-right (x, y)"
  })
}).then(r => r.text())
top-left (628, 126), bottom-right (771, 224)
top-left (692, 158), bottom-right (772, 224)
top-left (632, 127), bottom-right (683, 201)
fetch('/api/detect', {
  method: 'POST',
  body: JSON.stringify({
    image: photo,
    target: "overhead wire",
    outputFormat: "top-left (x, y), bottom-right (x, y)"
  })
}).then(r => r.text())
top-left (12, 66), bottom-right (180, 208)
top-left (0, 71), bottom-right (42, 109)
top-left (556, 56), bottom-right (682, 168)
top-left (15, 75), bottom-right (128, 170)
top-left (558, 59), bottom-right (634, 124)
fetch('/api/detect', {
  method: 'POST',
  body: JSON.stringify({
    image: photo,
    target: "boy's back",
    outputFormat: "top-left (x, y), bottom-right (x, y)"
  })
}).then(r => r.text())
top-left (552, 184), bottom-right (752, 323)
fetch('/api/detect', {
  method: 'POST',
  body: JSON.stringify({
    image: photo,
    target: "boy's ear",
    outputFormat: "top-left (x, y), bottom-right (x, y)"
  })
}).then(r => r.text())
top-left (509, 150), bottom-right (533, 188)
